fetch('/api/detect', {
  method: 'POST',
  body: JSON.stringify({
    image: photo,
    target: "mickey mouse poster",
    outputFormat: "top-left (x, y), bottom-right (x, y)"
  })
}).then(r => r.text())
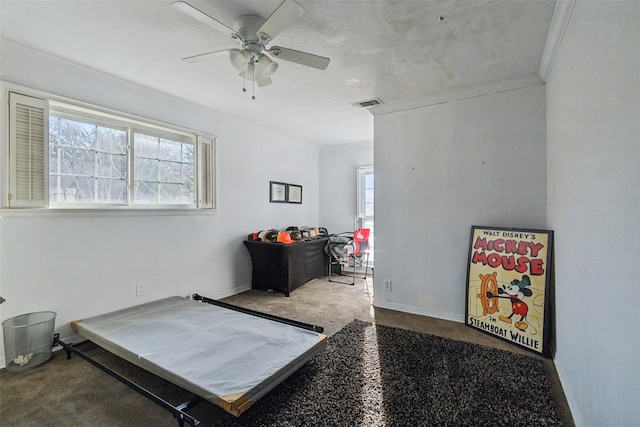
top-left (465, 226), bottom-right (554, 357)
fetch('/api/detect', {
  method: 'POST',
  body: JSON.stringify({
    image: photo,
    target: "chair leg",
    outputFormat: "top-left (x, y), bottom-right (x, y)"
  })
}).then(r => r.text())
top-left (361, 253), bottom-right (370, 279)
top-left (328, 255), bottom-right (356, 286)
top-left (327, 249), bottom-right (371, 285)
top-left (351, 257), bottom-right (356, 285)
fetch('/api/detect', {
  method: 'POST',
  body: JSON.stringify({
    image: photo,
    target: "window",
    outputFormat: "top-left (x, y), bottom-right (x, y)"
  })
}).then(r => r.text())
top-left (7, 91), bottom-right (215, 210)
top-left (49, 114), bottom-right (128, 205)
top-left (356, 166), bottom-right (374, 229)
top-left (356, 166), bottom-right (374, 264)
top-left (132, 132), bottom-right (194, 205)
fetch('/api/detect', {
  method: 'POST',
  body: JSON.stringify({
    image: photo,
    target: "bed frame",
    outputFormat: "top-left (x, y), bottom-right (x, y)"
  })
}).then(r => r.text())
top-left (54, 294), bottom-right (326, 427)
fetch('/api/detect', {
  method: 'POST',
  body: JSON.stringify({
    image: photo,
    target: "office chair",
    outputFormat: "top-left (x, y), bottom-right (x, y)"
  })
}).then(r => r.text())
top-left (327, 228), bottom-right (371, 285)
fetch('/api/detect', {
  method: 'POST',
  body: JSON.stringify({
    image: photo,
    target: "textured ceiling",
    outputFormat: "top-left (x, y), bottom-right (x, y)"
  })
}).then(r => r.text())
top-left (0, 0), bottom-right (555, 146)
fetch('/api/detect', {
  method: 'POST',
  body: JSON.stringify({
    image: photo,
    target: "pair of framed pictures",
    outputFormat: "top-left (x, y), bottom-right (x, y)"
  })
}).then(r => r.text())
top-left (269, 181), bottom-right (302, 204)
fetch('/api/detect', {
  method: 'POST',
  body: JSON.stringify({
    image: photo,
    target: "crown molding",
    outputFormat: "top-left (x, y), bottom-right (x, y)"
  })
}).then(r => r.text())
top-left (539, 0), bottom-right (577, 82)
top-left (368, 74), bottom-right (545, 116)
top-left (320, 140), bottom-right (373, 152)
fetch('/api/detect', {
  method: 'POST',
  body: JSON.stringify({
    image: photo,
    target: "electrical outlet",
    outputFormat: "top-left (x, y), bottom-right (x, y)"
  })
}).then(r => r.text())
top-left (136, 283), bottom-right (145, 296)
top-left (384, 280), bottom-right (392, 291)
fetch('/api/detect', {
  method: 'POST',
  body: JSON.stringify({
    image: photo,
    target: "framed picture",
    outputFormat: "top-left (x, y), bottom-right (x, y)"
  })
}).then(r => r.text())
top-left (287, 184), bottom-right (302, 204)
top-left (269, 181), bottom-right (287, 203)
top-left (465, 225), bottom-right (554, 357)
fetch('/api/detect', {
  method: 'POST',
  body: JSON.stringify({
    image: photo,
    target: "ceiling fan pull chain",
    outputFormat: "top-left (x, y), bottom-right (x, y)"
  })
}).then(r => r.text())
top-left (252, 63), bottom-right (256, 100)
top-left (242, 71), bottom-right (247, 93)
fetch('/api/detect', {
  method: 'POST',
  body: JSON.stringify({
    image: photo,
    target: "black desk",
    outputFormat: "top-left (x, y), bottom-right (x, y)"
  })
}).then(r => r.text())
top-left (243, 237), bottom-right (329, 296)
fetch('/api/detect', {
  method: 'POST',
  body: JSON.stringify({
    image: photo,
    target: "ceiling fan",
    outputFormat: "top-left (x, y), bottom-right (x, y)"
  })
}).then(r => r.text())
top-left (171, 0), bottom-right (330, 98)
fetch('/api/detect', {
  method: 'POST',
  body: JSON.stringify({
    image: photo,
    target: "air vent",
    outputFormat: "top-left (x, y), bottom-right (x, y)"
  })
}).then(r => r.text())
top-left (352, 98), bottom-right (384, 108)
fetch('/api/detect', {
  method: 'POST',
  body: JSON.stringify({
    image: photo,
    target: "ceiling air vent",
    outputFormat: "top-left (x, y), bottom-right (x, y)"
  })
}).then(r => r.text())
top-left (352, 98), bottom-right (383, 108)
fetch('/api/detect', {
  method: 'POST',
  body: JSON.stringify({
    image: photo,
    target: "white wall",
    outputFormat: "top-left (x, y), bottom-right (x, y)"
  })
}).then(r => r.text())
top-left (319, 141), bottom-right (373, 234)
top-left (372, 79), bottom-right (547, 321)
top-left (545, 1), bottom-right (640, 425)
top-left (0, 40), bottom-right (320, 365)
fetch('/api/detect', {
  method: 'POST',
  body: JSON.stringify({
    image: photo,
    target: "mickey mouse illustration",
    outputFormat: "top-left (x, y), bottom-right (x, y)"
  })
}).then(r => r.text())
top-left (487, 275), bottom-right (532, 331)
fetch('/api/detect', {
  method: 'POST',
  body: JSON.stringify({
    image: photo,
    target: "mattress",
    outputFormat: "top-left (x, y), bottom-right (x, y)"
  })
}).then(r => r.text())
top-left (75, 296), bottom-right (327, 416)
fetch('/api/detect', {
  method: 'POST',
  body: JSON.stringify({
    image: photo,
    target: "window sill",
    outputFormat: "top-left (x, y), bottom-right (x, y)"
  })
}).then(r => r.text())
top-left (0, 207), bottom-right (216, 218)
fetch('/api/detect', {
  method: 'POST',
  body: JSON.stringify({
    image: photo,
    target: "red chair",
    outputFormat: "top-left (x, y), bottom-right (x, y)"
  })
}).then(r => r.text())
top-left (328, 228), bottom-right (371, 285)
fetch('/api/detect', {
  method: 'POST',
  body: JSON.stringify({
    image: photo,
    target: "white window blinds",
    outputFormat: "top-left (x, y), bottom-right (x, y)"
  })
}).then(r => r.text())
top-left (198, 136), bottom-right (215, 209)
top-left (9, 92), bottom-right (49, 208)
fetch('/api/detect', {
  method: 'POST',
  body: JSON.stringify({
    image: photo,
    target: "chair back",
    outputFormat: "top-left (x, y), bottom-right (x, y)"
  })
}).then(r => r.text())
top-left (352, 228), bottom-right (370, 256)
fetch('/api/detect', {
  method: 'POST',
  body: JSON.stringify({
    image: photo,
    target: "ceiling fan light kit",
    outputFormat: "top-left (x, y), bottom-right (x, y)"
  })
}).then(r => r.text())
top-left (172, 0), bottom-right (330, 100)
top-left (261, 56), bottom-right (279, 77)
top-left (229, 49), bottom-right (250, 71)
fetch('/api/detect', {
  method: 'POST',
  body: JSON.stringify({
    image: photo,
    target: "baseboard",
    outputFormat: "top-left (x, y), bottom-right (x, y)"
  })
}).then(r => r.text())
top-left (553, 357), bottom-right (584, 427)
top-left (194, 284), bottom-right (252, 301)
top-left (373, 300), bottom-right (465, 324)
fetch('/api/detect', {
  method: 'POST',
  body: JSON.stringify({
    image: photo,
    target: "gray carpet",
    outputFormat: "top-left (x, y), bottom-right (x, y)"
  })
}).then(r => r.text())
top-left (213, 319), bottom-right (562, 427)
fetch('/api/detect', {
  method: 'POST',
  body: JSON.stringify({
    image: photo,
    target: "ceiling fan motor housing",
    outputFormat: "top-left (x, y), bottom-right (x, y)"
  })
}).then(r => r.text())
top-left (234, 15), bottom-right (268, 56)
top-left (233, 15), bottom-right (265, 47)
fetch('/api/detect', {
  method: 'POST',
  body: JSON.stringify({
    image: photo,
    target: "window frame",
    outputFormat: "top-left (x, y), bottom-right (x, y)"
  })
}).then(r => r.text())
top-left (4, 85), bottom-right (216, 212)
top-left (356, 165), bottom-right (374, 265)
top-left (356, 165), bottom-right (374, 229)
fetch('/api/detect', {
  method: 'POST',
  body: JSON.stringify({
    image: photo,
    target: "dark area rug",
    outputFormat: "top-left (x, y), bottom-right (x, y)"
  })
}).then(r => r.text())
top-left (212, 319), bottom-right (562, 427)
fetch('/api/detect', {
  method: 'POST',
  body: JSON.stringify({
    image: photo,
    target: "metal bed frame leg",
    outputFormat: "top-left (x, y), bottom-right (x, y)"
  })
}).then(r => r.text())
top-left (53, 335), bottom-right (202, 427)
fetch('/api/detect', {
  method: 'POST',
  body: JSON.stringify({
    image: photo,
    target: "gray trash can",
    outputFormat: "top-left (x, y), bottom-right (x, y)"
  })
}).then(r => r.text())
top-left (3, 311), bottom-right (57, 372)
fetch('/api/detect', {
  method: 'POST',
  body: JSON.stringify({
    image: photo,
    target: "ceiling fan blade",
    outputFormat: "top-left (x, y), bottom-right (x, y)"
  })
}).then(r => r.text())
top-left (268, 46), bottom-right (330, 70)
top-left (171, 1), bottom-right (237, 38)
top-left (181, 49), bottom-right (234, 63)
top-left (257, 0), bottom-right (304, 42)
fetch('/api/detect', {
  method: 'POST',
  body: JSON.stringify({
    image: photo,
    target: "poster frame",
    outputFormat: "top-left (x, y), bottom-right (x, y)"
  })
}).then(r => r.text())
top-left (465, 225), bottom-right (554, 357)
